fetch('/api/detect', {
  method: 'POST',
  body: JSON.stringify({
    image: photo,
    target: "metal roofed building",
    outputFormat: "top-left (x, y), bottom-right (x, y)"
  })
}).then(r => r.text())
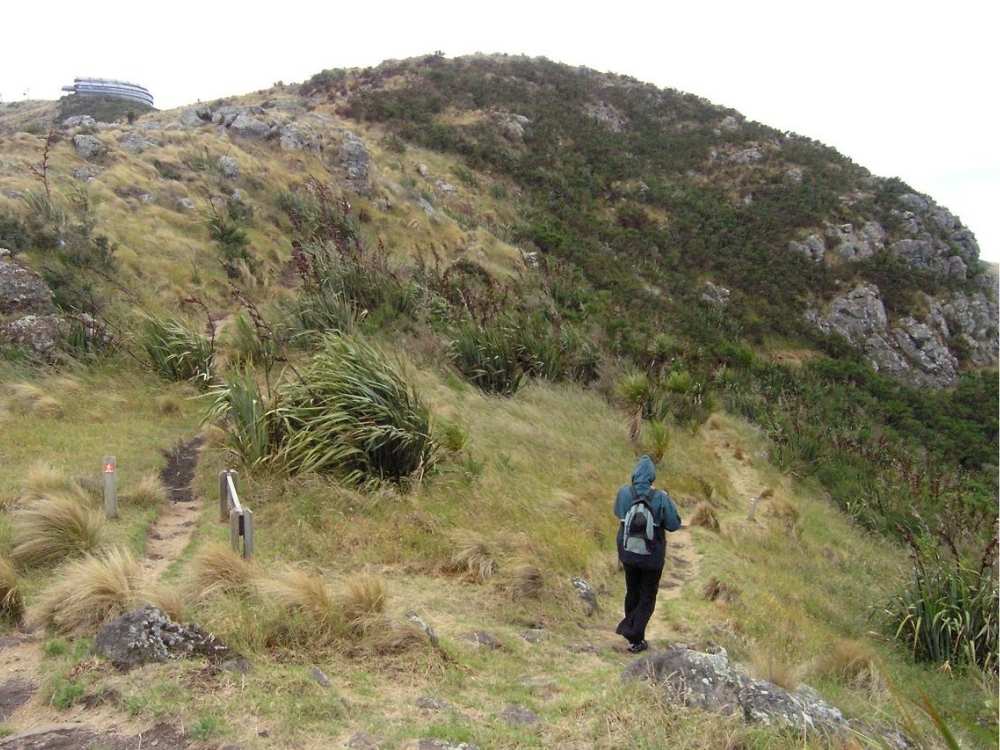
top-left (61, 78), bottom-right (154, 108)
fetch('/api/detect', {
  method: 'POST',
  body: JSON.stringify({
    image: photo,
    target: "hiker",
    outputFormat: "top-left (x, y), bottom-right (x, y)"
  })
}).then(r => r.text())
top-left (614, 454), bottom-right (681, 653)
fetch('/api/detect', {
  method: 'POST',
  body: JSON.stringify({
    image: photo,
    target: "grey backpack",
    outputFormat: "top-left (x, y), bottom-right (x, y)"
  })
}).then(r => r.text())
top-left (622, 492), bottom-right (655, 555)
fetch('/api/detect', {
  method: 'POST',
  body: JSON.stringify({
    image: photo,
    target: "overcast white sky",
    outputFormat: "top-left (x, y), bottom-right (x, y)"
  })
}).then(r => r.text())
top-left (3, 0), bottom-right (998, 260)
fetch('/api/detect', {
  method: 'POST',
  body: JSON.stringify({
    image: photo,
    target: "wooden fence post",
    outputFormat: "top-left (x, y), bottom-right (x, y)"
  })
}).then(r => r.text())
top-left (229, 509), bottom-right (241, 553)
top-left (242, 508), bottom-right (254, 560)
top-left (219, 470), bottom-right (229, 522)
top-left (103, 455), bottom-right (117, 519)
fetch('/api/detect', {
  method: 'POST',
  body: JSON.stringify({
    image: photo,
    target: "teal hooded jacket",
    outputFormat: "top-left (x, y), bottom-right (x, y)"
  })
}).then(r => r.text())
top-left (614, 455), bottom-right (681, 568)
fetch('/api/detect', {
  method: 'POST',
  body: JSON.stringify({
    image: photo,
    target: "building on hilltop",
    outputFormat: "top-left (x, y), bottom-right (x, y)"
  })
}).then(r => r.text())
top-left (61, 78), bottom-right (154, 108)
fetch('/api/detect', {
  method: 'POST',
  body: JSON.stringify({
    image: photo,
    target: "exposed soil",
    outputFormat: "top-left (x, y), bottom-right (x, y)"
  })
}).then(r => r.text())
top-left (141, 436), bottom-right (205, 580)
top-left (159, 436), bottom-right (204, 504)
top-left (0, 722), bottom-right (189, 749)
top-left (0, 678), bottom-right (36, 721)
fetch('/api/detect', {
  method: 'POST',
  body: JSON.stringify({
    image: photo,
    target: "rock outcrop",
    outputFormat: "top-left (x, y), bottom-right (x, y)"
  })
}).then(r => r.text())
top-left (339, 131), bottom-right (372, 194)
top-left (95, 606), bottom-right (232, 670)
top-left (624, 646), bottom-right (908, 748)
top-left (0, 249), bottom-right (63, 358)
top-left (807, 283), bottom-right (961, 387)
top-left (72, 133), bottom-right (107, 161)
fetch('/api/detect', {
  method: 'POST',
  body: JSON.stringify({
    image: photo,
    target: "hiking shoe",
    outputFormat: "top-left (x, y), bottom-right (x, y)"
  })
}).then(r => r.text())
top-left (628, 640), bottom-right (649, 653)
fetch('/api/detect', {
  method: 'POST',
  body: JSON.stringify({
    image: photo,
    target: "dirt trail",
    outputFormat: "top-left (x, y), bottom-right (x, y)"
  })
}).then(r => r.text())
top-left (0, 436), bottom-right (205, 749)
top-left (141, 436), bottom-right (204, 580)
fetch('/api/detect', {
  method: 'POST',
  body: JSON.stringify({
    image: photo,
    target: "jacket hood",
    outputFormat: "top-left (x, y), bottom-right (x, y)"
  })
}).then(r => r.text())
top-left (631, 455), bottom-right (656, 497)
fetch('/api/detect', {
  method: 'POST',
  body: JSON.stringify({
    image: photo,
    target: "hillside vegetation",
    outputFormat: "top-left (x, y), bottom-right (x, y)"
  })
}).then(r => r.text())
top-left (0, 54), bottom-right (996, 748)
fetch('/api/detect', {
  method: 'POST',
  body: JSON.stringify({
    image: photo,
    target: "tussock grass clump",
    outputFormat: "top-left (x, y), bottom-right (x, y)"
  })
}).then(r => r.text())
top-left (257, 569), bottom-right (408, 653)
top-left (339, 574), bottom-right (388, 637)
top-left (689, 501), bottom-right (720, 533)
top-left (140, 315), bottom-right (214, 386)
top-left (193, 543), bottom-right (258, 596)
top-left (702, 576), bottom-right (740, 603)
top-left (505, 563), bottom-right (544, 599)
top-left (257, 567), bottom-right (344, 644)
top-left (643, 420), bottom-right (669, 464)
top-left (155, 394), bottom-right (183, 415)
top-left (274, 334), bottom-right (438, 484)
top-left (31, 547), bottom-right (142, 633)
top-left (444, 531), bottom-right (499, 583)
top-left (125, 473), bottom-right (168, 507)
top-left (141, 582), bottom-right (187, 623)
top-left (812, 639), bottom-right (885, 695)
top-left (213, 335), bottom-right (436, 484)
top-left (0, 557), bottom-right (24, 621)
top-left (5, 383), bottom-right (62, 417)
top-left (9, 490), bottom-right (105, 566)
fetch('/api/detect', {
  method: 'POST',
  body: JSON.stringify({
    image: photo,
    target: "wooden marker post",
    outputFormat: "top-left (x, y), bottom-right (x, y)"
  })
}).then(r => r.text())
top-left (103, 455), bottom-right (118, 519)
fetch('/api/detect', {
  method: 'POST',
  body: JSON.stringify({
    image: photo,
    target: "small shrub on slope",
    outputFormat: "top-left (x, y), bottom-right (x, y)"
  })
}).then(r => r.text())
top-left (140, 315), bottom-right (214, 386)
top-left (9, 490), bottom-right (105, 566)
top-left (884, 546), bottom-right (998, 674)
top-left (31, 547), bottom-right (141, 633)
top-left (206, 372), bottom-right (276, 469)
top-left (449, 319), bottom-right (525, 396)
top-left (273, 334), bottom-right (437, 484)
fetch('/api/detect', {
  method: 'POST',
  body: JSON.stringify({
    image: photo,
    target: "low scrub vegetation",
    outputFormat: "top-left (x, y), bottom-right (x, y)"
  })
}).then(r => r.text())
top-left (140, 315), bottom-right (215, 386)
top-left (211, 334), bottom-right (437, 485)
top-left (884, 544), bottom-right (998, 673)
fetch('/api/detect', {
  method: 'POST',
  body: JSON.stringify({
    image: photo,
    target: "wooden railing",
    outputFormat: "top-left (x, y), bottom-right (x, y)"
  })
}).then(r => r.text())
top-left (219, 470), bottom-right (255, 559)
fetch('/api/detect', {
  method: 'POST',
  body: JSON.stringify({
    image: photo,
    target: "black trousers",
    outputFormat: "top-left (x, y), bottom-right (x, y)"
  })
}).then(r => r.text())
top-left (615, 563), bottom-right (663, 644)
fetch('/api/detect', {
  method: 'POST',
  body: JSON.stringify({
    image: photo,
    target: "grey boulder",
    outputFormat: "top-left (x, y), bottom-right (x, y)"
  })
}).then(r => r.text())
top-left (95, 606), bottom-right (232, 670)
top-left (72, 134), bottom-right (107, 161)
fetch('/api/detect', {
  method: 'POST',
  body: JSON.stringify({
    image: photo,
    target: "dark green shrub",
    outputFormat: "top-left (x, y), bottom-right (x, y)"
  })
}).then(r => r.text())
top-left (0, 211), bottom-right (29, 252)
top-left (449, 320), bottom-right (525, 396)
top-left (273, 334), bottom-right (438, 484)
top-left (140, 316), bottom-right (214, 386)
top-left (885, 546), bottom-right (998, 673)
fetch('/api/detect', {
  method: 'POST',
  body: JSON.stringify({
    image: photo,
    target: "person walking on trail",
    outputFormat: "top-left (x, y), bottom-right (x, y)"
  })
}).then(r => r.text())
top-left (614, 454), bottom-right (681, 653)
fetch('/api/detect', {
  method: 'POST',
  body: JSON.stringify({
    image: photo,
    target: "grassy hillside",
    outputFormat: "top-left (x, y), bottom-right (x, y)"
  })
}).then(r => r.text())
top-left (0, 55), bottom-right (996, 748)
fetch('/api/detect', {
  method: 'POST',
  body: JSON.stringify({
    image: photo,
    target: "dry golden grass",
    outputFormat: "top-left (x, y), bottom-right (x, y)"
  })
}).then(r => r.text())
top-left (155, 394), bottom-right (183, 416)
top-left (340, 574), bottom-right (388, 637)
top-left (5, 382), bottom-right (62, 418)
top-left (30, 547), bottom-right (142, 633)
top-left (257, 567), bottom-right (343, 642)
top-left (502, 563), bottom-right (544, 599)
top-left (443, 531), bottom-right (499, 583)
top-left (141, 582), bottom-right (188, 622)
top-left (702, 576), bottom-right (740, 603)
top-left (689, 501), bottom-right (721, 532)
top-left (813, 639), bottom-right (886, 696)
top-left (0, 556), bottom-right (23, 621)
top-left (126, 472), bottom-right (168, 507)
top-left (22, 461), bottom-right (74, 497)
top-left (192, 543), bottom-right (258, 596)
top-left (9, 490), bottom-right (106, 566)
top-left (749, 646), bottom-right (800, 691)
